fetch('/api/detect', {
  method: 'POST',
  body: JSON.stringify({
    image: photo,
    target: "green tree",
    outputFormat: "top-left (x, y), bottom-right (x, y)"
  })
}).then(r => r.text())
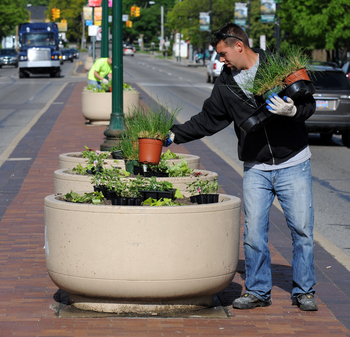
top-left (121, 0), bottom-right (175, 45)
top-left (279, 0), bottom-right (350, 62)
top-left (0, 0), bottom-right (28, 41)
top-left (47, 0), bottom-right (86, 43)
top-left (26, 0), bottom-right (50, 5)
top-left (166, 0), bottom-right (277, 51)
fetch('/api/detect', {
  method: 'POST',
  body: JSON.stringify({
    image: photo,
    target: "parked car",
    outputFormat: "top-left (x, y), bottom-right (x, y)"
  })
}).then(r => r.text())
top-left (61, 49), bottom-right (74, 62)
top-left (123, 46), bottom-right (134, 56)
top-left (68, 48), bottom-right (79, 59)
top-left (341, 61), bottom-right (350, 80)
top-left (206, 51), bottom-right (224, 83)
top-left (0, 49), bottom-right (18, 68)
top-left (306, 63), bottom-right (350, 147)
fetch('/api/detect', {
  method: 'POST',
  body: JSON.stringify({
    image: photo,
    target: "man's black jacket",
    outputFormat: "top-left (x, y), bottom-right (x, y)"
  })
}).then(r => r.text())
top-left (171, 48), bottom-right (316, 165)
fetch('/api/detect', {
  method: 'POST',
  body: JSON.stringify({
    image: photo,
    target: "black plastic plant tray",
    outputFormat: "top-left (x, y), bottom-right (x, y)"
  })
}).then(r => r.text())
top-left (111, 196), bottom-right (143, 206)
top-left (190, 194), bottom-right (219, 204)
top-left (239, 80), bottom-right (316, 134)
top-left (139, 189), bottom-right (176, 200)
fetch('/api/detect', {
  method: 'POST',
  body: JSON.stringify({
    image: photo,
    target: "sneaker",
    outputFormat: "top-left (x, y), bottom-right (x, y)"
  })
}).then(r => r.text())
top-left (296, 293), bottom-right (318, 311)
top-left (232, 293), bottom-right (272, 309)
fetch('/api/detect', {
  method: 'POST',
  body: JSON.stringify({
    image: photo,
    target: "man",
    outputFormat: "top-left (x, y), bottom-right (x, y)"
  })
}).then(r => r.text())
top-left (165, 22), bottom-right (318, 311)
top-left (88, 57), bottom-right (112, 89)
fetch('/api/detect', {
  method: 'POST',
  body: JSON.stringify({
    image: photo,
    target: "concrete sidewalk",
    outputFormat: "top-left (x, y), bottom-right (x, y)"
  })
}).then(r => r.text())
top-left (0, 75), bottom-right (350, 335)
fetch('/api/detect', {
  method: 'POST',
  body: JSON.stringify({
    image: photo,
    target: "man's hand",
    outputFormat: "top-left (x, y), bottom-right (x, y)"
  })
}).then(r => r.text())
top-left (266, 93), bottom-right (297, 117)
top-left (101, 78), bottom-right (109, 85)
top-left (164, 131), bottom-right (175, 147)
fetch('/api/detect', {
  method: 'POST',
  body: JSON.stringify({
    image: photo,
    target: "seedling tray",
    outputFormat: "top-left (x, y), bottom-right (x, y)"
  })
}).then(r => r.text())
top-left (239, 80), bottom-right (316, 133)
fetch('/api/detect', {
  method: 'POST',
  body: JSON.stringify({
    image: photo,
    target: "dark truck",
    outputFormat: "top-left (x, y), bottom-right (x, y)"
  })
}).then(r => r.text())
top-left (18, 22), bottom-right (61, 78)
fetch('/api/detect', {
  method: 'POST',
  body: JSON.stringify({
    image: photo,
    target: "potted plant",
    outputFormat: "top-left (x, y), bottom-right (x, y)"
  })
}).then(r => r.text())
top-left (45, 190), bottom-right (241, 313)
top-left (81, 82), bottom-right (140, 124)
top-left (186, 177), bottom-right (220, 204)
top-left (238, 47), bottom-right (315, 133)
top-left (125, 106), bottom-right (179, 165)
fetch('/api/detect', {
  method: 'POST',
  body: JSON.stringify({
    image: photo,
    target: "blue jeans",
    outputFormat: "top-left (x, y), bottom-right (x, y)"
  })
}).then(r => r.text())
top-left (88, 79), bottom-right (102, 89)
top-left (243, 159), bottom-right (315, 300)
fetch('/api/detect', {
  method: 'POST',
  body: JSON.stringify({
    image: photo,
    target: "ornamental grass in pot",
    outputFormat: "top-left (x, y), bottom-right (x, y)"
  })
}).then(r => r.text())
top-left (125, 106), bottom-right (179, 165)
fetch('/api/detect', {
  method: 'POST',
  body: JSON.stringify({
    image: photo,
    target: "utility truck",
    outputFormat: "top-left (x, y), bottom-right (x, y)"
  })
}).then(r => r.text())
top-left (18, 22), bottom-right (61, 78)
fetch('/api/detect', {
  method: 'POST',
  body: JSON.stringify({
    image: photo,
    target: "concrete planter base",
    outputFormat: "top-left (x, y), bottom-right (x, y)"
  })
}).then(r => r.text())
top-left (58, 152), bottom-right (200, 170)
top-left (44, 193), bottom-right (241, 313)
top-left (81, 89), bottom-right (140, 125)
top-left (53, 168), bottom-right (217, 195)
top-left (69, 294), bottom-right (214, 314)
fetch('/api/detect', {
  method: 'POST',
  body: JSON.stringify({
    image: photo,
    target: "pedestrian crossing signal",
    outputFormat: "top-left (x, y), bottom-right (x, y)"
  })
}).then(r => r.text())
top-left (126, 21), bottom-right (132, 28)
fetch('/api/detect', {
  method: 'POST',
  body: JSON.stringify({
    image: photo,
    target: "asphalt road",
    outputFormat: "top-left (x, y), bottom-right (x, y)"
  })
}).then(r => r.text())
top-left (0, 52), bottom-right (349, 265)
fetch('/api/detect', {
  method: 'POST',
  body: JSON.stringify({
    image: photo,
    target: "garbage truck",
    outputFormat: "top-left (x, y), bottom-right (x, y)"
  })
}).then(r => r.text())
top-left (18, 22), bottom-right (61, 78)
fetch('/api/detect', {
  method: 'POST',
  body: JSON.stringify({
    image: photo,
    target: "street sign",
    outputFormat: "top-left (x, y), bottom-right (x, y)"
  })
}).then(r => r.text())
top-left (96, 28), bottom-right (102, 41)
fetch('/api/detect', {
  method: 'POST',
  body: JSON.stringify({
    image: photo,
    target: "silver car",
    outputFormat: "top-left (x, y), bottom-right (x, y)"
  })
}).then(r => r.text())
top-left (206, 51), bottom-right (224, 83)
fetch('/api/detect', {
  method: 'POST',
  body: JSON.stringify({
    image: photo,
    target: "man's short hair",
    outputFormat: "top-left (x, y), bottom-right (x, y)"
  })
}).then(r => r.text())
top-left (211, 22), bottom-right (249, 48)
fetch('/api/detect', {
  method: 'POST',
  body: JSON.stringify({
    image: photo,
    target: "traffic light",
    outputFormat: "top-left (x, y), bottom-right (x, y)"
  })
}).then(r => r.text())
top-left (130, 6), bottom-right (136, 17)
top-left (51, 8), bottom-right (56, 21)
top-left (51, 8), bottom-right (60, 21)
top-left (126, 21), bottom-right (132, 28)
top-left (135, 6), bottom-right (140, 17)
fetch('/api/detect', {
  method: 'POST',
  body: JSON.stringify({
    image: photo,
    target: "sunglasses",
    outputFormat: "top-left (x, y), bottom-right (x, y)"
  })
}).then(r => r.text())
top-left (214, 32), bottom-right (243, 42)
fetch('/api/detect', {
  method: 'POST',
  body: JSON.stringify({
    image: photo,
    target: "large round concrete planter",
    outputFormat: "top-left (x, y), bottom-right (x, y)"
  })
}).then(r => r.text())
top-left (58, 152), bottom-right (200, 170)
top-left (44, 193), bottom-right (241, 313)
top-left (54, 168), bottom-right (217, 195)
top-left (81, 89), bottom-right (140, 125)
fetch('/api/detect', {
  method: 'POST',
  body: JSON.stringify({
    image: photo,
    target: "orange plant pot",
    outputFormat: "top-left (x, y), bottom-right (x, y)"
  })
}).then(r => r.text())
top-left (284, 68), bottom-right (310, 86)
top-left (138, 138), bottom-right (163, 165)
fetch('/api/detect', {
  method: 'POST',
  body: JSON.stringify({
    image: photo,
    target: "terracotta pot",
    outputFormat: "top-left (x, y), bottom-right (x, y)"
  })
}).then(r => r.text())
top-left (284, 68), bottom-right (310, 85)
top-left (138, 138), bottom-right (163, 165)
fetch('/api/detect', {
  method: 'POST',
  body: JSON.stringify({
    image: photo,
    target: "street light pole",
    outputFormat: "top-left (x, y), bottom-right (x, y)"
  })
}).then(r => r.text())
top-left (100, 0), bottom-right (124, 151)
top-left (101, 0), bottom-right (109, 57)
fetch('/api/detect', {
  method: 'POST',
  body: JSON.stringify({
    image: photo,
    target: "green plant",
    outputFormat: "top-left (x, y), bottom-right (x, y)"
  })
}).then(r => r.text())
top-left (86, 82), bottom-right (134, 93)
top-left (119, 133), bottom-right (139, 160)
top-left (161, 150), bottom-right (183, 161)
top-left (72, 163), bottom-right (88, 175)
top-left (82, 146), bottom-right (110, 167)
top-left (64, 191), bottom-right (104, 204)
top-left (167, 160), bottom-right (193, 177)
top-left (241, 46), bottom-right (312, 97)
top-left (143, 197), bottom-right (185, 206)
top-left (125, 105), bottom-right (180, 141)
top-left (186, 177), bottom-right (220, 196)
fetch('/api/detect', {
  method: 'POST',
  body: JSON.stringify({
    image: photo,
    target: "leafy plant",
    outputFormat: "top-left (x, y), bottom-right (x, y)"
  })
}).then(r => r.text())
top-left (186, 177), bottom-right (220, 196)
top-left (167, 160), bottom-right (193, 177)
top-left (64, 191), bottom-right (104, 204)
top-left (82, 146), bottom-right (110, 170)
top-left (143, 197), bottom-right (185, 206)
top-left (72, 163), bottom-right (88, 175)
top-left (161, 150), bottom-right (183, 160)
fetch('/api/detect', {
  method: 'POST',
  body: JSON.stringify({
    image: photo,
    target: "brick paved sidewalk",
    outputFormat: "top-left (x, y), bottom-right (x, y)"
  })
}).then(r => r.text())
top-left (0, 81), bottom-right (349, 336)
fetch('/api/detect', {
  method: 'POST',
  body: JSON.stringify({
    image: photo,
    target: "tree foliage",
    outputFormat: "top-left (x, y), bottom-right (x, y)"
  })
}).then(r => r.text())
top-left (47, 0), bottom-right (86, 42)
top-left (121, 0), bottom-right (176, 44)
top-left (0, 0), bottom-right (28, 41)
top-left (279, 0), bottom-right (350, 62)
